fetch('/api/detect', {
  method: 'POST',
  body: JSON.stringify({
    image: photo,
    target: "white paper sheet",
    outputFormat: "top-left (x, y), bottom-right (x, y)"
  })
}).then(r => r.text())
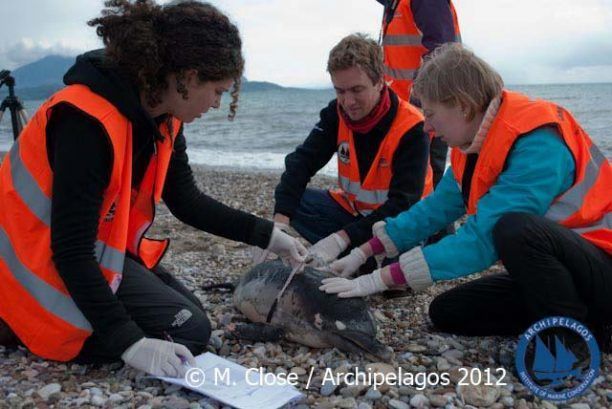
top-left (157, 352), bottom-right (304, 409)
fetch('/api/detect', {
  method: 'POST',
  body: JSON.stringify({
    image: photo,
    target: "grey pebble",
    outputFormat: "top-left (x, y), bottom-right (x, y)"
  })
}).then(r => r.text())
top-left (91, 395), bottom-right (107, 407)
top-left (320, 381), bottom-right (338, 397)
top-left (410, 393), bottom-right (430, 408)
top-left (37, 383), bottom-right (61, 401)
top-left (109, 393), bottom-right (124, 403)
top-left (388, 398), bottom-right (410, 409)
top-left (569, 404), bottom-right (590, 409)
top-left (365, 387), bottom-right (382, 401)
top-left (209, 334), bottom-right (223, 350)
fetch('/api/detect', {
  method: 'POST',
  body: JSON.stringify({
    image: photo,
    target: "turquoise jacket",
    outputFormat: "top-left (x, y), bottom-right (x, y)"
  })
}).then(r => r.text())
top-left (384, 127), bottom-right (575, 281)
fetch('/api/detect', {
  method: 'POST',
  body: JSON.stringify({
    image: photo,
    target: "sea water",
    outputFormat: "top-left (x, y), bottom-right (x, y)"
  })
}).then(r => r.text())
top-left (1, 83), bottom-right (610, 177)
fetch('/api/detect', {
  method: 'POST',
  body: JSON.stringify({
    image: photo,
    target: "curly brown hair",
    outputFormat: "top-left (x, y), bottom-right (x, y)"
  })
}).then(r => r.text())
top-left (88, 0), bottom-right (244, 120)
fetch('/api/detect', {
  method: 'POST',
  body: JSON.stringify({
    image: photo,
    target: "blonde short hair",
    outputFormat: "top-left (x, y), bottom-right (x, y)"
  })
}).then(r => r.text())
top-left (412, 43), bottom-right (503, 120)
top-left (327, 33), bottom-right (384, 84)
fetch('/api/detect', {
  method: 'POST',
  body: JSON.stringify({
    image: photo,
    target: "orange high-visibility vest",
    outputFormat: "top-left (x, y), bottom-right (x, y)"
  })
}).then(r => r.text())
top-left (329, 99), bottom-right (433, 216)
top-left (381, 0), bottom-right (461, 101)
top-left (0, 85), bottom-right (181, 361)
top-left (451, 90), bottom-right (611, 254)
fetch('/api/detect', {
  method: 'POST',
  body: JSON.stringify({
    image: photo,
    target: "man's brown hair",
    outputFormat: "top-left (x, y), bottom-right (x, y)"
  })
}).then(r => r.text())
top-left (327, 33), bottom-right (384, 84)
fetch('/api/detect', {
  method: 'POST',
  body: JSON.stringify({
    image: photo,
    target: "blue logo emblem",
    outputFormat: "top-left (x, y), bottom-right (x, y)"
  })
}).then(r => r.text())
top-left (516, 317), bottom-right (600, 401)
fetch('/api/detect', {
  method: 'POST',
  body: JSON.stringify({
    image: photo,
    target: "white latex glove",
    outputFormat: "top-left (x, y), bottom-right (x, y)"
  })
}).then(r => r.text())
top-left (330, 247), bottom-right (368, 277)
top-left (308, 233), bottom-right (349, 266)
top-left (274, 221), bottom-right (302, 239)
top-left (267, 226), bottom-right (308, 264)
top-left (319, 268), bottom-right (388, 298)
top-left (121, 337), bottom-right (197, 378)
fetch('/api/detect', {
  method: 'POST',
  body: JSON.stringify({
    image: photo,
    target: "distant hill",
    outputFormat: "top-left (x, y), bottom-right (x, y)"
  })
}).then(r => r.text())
top-left (11, 55), bottom-right (76, 88)
top-left (1, 54), bottom-right (295, 99)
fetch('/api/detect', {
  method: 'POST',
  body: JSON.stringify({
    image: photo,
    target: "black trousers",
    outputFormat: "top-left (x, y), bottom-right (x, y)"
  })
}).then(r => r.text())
top-left (75, 258), bottom-right (211, 364)
top-left (429, 213), bottom-right (612, 339)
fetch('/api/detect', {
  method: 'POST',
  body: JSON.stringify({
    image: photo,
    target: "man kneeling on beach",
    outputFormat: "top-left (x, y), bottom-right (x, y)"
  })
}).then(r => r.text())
top-left (273, 33), bottom-right (432, 270)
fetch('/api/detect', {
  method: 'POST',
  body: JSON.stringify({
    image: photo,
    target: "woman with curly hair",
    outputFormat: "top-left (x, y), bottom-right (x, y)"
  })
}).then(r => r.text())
top-left (0, 0), bottom-right (307, 377)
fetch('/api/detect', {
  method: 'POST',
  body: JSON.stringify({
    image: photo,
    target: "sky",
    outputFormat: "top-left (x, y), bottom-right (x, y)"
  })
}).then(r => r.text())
top-left (1, 0), bottom-right (612, 87)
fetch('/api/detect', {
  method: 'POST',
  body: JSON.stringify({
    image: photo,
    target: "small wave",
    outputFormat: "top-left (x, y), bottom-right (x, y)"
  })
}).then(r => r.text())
top-left (187, 149), bottom-right (339, 177)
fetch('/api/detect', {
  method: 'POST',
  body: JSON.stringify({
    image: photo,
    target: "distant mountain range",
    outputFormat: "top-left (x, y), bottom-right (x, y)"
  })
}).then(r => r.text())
top-left (1, 54), bottom-right (295, 100)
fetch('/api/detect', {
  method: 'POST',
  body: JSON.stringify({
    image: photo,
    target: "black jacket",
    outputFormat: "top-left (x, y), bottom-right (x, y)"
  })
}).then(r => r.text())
top-left (48, 50), bottom-right (273, 353)
top-left (274, 91), bottom-right (429, 245)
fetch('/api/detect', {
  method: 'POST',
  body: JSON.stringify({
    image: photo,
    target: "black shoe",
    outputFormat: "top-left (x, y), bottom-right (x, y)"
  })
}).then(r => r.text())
top-left (0, 318), bottom-right (20, 348)
top-left (381, 288), bottom-right (413, 299)
top-left (592, 323), bottom-right (612, 354)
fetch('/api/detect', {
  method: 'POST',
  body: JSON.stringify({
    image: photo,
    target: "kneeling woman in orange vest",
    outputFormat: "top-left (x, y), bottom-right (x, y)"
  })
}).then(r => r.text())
top-left (0, 1), bottom-right (307, 377)
top-left (320, 43), bottom-right (612, 350)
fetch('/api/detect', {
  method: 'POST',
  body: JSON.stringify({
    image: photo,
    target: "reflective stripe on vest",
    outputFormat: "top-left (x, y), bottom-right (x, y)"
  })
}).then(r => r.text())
top-left (381, 0), bottom-right (461, 101)
top-left (0, 227), bottom-right (92, 332)
top-left (382, 34), bottom-right (422, 47)
top-left (383, 66), bottom-right (417, 81)
top-left (450, 90), bottom-right (611, 254)
top-left (338, 175), bottom-right (389, 205)
top-left (0, 85), bottom-right (181, 361)
top-left (546, 144), bottom-right (606, 221)
top-left (8, 140), bottom-right (125, 276)
top-left (329, 99), bottom-right (431, 216)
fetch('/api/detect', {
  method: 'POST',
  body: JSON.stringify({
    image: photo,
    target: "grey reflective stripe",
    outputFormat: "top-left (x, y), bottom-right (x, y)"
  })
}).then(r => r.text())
top-left (546, 144), bottom-right (607, 221)
top-left (339, 175), bottom-right (388, 205)
top-left (571, 212), bottom-right (612, 234)
top-left (0, 227), bottom-right (92, 332)
top-left (9, 140), bottom-right (51, 226)
top-left (94, 241), bottom-right (125, 275)
top-left (133, 222), bottom-right (150, 252)
top-left (384, 66), bottom-right (417, 80)
top-left (383, 34), bottom-right (422, 46)
top-left (9, 139), bottom-right (125, 275)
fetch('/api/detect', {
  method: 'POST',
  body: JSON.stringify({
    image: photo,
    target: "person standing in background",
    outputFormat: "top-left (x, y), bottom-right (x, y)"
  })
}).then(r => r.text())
top-left (377, 0), bottom-right (461, 188)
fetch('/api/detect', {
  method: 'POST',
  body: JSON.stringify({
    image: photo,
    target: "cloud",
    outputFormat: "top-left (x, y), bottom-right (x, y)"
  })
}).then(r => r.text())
top-left (1, 0), bottom-right (611, 85)
top-left (0, 39), bottom-right (81, 70)
top-left (458, 0), bottom-right (612, 84)
top-left (554, 38), bottom-right (612, 69)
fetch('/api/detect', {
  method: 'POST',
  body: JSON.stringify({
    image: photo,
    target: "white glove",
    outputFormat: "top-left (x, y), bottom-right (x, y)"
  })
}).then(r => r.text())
top-left (267, 226), bottom-right (308, 264)
top-left (330, 247), bottom-right (368, 277)
top-left (121, 337), bottom-right (197, 378)
top-left (308, 233), bottom-right (349, 266)
top-left (319, 269), bottom-right (388, 298)
top-left (274, 222), bottom-right (302, 239)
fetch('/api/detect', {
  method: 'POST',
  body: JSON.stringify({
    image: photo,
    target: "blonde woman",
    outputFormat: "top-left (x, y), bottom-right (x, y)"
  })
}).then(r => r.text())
top-left (320, 43), bottom-right (612, 350)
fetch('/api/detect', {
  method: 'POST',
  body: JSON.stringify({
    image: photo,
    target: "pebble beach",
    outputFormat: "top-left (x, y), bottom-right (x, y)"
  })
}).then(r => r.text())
top-left (0, 158), bottom-right (611, 409)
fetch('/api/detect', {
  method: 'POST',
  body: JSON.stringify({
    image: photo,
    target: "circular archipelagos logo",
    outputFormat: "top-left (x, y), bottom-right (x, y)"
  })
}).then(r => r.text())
top-left (337, 141), bottom-right (350, 164)
top-left (515, 316), bottom-right (600, 401)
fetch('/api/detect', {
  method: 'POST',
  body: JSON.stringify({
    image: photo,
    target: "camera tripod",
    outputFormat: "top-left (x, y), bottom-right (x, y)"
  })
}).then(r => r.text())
top-left (0, 70), bottom-right (28, 141)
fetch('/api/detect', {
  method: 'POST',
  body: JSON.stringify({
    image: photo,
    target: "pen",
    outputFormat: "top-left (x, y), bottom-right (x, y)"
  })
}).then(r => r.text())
top-left (163, 331), bottom-right (190, 367)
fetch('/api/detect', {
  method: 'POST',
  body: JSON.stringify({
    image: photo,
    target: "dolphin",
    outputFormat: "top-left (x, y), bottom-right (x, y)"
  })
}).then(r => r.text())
top-left (228, 260), bottom-right (392, 361)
